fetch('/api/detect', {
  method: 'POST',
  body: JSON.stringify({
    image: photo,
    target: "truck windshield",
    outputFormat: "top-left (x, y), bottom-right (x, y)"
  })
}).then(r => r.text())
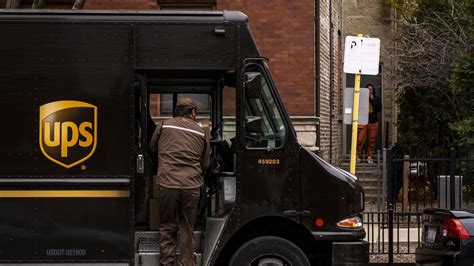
top-left (244, 64), bottom-right (286, 149)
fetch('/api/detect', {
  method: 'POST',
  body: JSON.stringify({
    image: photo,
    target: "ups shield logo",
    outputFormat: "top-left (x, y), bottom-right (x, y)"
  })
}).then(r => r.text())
top-left (39, 101), bottom-right (97, 168)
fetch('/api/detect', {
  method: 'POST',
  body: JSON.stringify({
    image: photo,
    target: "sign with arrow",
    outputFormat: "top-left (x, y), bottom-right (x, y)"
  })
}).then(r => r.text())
top-left (344, 36), bottom-right (380, 75)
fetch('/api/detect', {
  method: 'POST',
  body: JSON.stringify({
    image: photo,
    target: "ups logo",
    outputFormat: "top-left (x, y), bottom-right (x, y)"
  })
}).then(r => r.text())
top-left (39, 101), bottom-right (97, 168)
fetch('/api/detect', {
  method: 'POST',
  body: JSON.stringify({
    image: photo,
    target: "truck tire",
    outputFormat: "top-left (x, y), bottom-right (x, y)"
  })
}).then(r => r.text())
top-left (229, 236), bottom-right (310, 266)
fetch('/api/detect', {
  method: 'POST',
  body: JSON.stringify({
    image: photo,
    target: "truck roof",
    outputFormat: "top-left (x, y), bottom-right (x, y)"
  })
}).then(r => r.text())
top-left (0, 9), bottom-right (249, 25)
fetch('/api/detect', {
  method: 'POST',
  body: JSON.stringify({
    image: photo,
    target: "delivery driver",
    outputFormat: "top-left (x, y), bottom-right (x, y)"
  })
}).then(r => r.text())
top-left (149, 97), bottom-right (210, 266)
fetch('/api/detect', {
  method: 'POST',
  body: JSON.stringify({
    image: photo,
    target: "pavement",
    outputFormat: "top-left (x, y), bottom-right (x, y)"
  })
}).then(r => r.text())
top-left (364, 202), bottom-right (420, 264)
top-left (364, 202), bottom-right (422, 244)
top-left (365, 225), bottom-right (421, 243)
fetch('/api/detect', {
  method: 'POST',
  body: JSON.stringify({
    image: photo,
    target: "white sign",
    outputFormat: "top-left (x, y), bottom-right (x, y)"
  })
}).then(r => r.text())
top-left (344, 36), bottom-right (380, 75)
top-left (343, 87), bottom-right (369, 125)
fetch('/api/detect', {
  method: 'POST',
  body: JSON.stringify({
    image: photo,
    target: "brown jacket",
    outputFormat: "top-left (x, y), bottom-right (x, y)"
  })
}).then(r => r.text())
top-left (149, 117), bottom-right (210, 189)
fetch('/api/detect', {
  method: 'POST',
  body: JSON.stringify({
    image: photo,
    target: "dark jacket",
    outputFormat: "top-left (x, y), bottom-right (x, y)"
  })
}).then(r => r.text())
top-left (369, 94), bottom-right (382, 123)
top-left (149, 117), bottom-right (210, 189)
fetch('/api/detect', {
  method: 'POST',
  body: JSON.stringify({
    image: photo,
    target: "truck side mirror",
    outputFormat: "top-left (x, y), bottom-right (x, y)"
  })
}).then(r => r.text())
top-left (244, 72), bottom-right (262, 98)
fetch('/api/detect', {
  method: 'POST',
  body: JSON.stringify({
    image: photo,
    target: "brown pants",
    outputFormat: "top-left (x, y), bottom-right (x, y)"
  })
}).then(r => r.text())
top-left (357, 123), bottom-right (378, 157)
top-left (157, 187), bottom-right (200, 266)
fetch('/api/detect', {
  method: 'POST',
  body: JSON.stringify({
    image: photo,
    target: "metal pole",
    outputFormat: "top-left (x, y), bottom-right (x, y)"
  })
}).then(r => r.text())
top-left (315, 0), bottom-right (321, 152)
top-left (329, 0), bottom-right (333, 163)
top-left (349, 34), bottom-right (363, 175)
top-left (450, 148), bottom-right (456, 210)
top-left (377, 150), bottom-right (381, 211)
top-left (402, 155), bottom-right (410, 212)
top-left (388, 203), bottom-right (394, 265)
top-left (386, 148), bottom-right (394, 264)
top-left (349, 71), bottom-right (361, 174)
top-left (382, 148), bottom-right (387, 212)
top-left (387, 148), bottom-right (393, 206)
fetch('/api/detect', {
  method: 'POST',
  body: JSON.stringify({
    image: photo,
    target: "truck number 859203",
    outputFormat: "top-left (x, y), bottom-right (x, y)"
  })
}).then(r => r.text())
top-left (257, 159), bottom-right (280, 165)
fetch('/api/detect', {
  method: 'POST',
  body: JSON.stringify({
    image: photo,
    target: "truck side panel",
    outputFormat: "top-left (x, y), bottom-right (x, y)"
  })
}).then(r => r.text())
top-left (0, 22), bottom-right (133, 262)
top-left (0, 198), bottom-right (130, 262)
top-left (135, 24), bottom-right (237, 70)
top-left (0, 23), bottom-right (133, 176)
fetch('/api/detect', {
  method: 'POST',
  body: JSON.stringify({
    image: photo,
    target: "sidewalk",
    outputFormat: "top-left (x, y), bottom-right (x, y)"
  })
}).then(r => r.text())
top-left (364, 225), bottom-right (421, 243)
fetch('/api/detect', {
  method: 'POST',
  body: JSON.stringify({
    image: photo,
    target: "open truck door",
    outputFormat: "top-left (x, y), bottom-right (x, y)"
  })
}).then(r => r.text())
top-left (238, 60), bottom-right (302, 224)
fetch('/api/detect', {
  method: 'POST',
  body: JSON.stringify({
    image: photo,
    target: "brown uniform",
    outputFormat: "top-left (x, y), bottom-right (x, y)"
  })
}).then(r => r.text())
top-left (149, 116), bottom-right (210, 266)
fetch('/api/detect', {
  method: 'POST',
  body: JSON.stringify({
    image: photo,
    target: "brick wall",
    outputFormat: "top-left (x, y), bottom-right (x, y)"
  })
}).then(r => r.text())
top-left (318, 0), bottom-right (344, 162)
top-left (218, 0), bottom-right (315, 116)
top-left (332, 0), bottom-right (344, 163)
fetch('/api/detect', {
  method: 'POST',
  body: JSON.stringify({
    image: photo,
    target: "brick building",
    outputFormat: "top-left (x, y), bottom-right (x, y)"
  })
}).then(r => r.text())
top-left (318, 0), bottom-right (344, 163)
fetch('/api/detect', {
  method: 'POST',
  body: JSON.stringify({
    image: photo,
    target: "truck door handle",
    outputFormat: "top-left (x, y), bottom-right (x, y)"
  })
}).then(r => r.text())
top-left (136, 154), bottom-right (144, 174)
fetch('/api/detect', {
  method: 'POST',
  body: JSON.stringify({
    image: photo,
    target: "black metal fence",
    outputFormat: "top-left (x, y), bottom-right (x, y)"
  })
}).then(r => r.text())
top-left (390, 158), bottom-right (446, 211)
top-left (364, 210), bottom-right (422, 264)
top-left (364, 211), bottom-right (422, 254)
top-left (388, 149), bottom-right (474, 212)
top-left (363, 148), bottom-right (474, 264)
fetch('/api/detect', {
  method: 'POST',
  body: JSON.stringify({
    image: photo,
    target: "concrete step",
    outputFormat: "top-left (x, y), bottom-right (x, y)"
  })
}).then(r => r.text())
top-left (358, 182), bottom-right (381, 188)
top-left (340, 165), bottom-right (380, 170)
top-left (358, 181), bottom-right (384, 189)
top-left (339, 164), bottom-right (380, 169)
top-left (342, 167), bottom-right (380, 173)
top-left (353, 172), bottom-right (380, 177)
top-left (340, 161), bottom-right (380, 166)
top-left (361, 185), bottom-right (382, 190)
top-left (360, 186), bottom-right (383, 192)
top-left (357, 177), bottom-right (382, 182)
top-left (337, 160), bottom-right (384, 203)
top-left (357, 177), bottom-right (380, 182)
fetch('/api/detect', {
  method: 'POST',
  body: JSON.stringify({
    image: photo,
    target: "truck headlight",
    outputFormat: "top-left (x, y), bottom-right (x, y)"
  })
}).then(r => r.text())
top-left (336, 216), bottom-right (363, 229)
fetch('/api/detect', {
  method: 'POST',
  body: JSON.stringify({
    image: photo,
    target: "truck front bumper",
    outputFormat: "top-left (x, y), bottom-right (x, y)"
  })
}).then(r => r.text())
top-left (332, 241), bottom-right (369, 266)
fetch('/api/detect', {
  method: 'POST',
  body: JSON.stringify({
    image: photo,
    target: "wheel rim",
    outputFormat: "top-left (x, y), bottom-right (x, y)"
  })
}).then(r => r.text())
top-left (251, 254), bottom-right (291, 266)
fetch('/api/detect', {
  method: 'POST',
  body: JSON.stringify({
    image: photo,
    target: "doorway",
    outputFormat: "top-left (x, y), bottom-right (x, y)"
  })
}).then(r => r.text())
top-left (344, 69), bottom-right (383, 156)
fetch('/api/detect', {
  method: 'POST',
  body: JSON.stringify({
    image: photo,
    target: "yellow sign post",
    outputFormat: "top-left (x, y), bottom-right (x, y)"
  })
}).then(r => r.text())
top-left (349, 70), bottom-right (362, 175)
top-left (344, 34), bottom-right (380, 175)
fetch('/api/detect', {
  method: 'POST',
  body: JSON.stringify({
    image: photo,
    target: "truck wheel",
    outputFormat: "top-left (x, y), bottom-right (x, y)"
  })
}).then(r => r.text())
top-left (229, 236), bottom-right (310, 266)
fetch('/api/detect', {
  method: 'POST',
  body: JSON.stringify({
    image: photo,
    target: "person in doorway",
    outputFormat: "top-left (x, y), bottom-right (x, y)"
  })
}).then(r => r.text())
top-left (149, 97), bottom-right (210, 266)
top-left (357, 84), bottom-right (381, 164)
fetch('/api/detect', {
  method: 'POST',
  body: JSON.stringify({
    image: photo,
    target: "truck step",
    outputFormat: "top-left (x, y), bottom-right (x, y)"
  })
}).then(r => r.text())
top-left (134, 231), bottom-right (203, 266)
top-left (135, 230), bottom-right (203, 254)
top-left (135, 252), bottom-right (202, 266)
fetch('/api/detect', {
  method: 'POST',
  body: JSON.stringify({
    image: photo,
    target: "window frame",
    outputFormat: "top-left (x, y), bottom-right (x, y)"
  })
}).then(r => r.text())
top-left (159, 93), bottom-right (211, 115)
top-left (241, 62), bottom-right (289, 151)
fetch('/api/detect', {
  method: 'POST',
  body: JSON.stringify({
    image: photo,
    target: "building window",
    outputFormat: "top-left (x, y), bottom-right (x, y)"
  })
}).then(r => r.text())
top-left (161, 93), bottom-right (211, 115)
top-left (149, 93), bottom-right (211, 118)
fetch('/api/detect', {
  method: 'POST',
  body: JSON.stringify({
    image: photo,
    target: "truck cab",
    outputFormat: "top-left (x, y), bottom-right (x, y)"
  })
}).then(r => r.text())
top-left (0, 10), bottom-right (367, 265)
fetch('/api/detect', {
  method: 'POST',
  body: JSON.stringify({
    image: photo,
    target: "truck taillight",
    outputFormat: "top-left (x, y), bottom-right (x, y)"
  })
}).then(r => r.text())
top-left (442, 217), bottom-right (470, 239)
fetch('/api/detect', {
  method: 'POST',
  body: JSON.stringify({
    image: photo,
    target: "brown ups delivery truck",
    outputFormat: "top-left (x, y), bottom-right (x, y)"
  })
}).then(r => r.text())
top-left (0, 10), bottom-right (368, 265)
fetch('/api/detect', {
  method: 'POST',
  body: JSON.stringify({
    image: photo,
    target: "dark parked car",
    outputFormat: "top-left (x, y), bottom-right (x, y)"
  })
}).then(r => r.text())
top-left (416, 208), bottom-right (474, 265)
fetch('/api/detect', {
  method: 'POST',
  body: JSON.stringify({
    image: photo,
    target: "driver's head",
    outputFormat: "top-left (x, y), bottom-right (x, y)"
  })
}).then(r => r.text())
top-left (175, 97), bottom-right (197, 120)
